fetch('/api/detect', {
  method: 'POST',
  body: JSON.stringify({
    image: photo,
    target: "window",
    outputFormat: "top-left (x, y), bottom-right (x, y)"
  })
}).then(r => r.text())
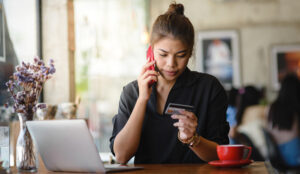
top-left (1, 0), bottom-right (39, 166)
top-left (74, 0), bottom-right (148, 152)
top-left (0, 0), bottom-right (39, 106)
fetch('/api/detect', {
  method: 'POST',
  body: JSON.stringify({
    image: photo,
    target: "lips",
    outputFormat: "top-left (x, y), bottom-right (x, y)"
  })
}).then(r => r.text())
top-left (164, 70), bottom-right (177, 77)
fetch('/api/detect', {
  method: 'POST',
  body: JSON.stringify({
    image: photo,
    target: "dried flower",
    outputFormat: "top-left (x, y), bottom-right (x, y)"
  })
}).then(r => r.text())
top-left (5, 57), bottom-right (55, 116)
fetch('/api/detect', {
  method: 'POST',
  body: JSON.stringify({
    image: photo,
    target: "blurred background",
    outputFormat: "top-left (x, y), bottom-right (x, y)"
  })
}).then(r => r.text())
top-left (0, 0), bottom-right (299, 165)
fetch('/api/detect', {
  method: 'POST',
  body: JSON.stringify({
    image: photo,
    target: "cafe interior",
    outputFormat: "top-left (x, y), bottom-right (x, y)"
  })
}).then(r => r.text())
top-left (0, 0), bottom-right (300, 173)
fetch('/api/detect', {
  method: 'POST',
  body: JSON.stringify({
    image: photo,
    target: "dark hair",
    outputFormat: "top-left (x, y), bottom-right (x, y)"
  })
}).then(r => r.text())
top-left (277, 73), bottom-right (300, 106)
top-left (150, 3), bottom-right (194, 57)
top-left (268, 73), bottom-right (300, 130)
top-left (227, 87), bottom-right (238, 106)
top-left (236, 86), bottom-right (262, 125)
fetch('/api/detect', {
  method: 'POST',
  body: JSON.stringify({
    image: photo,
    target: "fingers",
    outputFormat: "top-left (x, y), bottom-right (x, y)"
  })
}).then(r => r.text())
top-left (137, 61), bottom-right (158, 100)
top-left (145, 74), bottom-right (158, 85)
top-left (171, 110), bottom-right (197, 122)
top-left (178, 128), bottom-right (193, 139)
top-left (171, 111), bottom-right (198, 138)
top-left (172, 116), bottom-right (197, 129)
top-left (141, 69), bottom-right (159, 80)
top-left (140, 60), bottom-right (156, 75)
top-left (139, 61), bottom-right (159, 85)
top-left (179, 110), bottom-right (197, 121)
top-left (177, 125), bottom-right (194, 141)
top-left (138, 70), bottom-right (158, 88)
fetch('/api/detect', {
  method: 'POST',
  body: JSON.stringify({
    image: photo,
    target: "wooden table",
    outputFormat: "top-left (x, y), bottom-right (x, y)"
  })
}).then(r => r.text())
top-left (8, 162), bottom-right (269, 174)
top-left (122, 162), bottom-right (269, 174)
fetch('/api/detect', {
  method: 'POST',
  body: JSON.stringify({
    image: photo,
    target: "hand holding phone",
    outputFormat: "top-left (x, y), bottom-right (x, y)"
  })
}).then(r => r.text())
top-left (146, 46), bottom-right (156, 86)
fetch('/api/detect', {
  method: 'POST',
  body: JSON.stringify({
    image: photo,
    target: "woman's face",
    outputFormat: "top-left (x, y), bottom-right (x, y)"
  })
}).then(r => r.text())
top-left (153, 37), bottom-right (190, 82)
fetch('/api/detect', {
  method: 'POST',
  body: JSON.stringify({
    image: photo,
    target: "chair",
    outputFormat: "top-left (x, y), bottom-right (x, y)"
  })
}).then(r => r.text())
top-left (234, 132), bottom-right (264, 161)
top-left (262, 128), bottom-right (300, 172)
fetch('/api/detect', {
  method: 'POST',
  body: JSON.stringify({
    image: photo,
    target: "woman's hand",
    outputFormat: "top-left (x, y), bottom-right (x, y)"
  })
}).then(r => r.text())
top-left (172, 110), bottom-right (198, 140)
top-left (137, 60), bottom-right (159, 101)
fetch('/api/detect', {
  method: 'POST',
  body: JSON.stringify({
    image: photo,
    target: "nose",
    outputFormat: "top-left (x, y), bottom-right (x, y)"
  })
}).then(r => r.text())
top-left (166, 56), bottom-right (176, 67)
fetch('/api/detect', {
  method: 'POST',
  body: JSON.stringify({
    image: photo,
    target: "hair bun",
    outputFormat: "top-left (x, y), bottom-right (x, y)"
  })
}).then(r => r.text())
top-left (166, 3), bottom-right (184, 15)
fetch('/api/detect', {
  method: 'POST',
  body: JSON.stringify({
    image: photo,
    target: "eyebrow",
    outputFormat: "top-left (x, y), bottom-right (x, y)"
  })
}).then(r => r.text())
top-left (158, 49), bottom-right (187, 54)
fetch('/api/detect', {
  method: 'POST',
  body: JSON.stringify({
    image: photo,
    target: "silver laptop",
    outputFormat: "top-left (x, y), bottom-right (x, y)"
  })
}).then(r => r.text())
top-left (27, 119), bottom-right (142, 173)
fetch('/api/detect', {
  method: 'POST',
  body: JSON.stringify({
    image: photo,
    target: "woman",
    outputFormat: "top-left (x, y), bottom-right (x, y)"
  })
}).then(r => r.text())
top-left (267, 74), bottom-right (300, 166)
top-left (110, 3), bottom-right (229, 164)
top-left (229, 86), bottom-right (262, 141)
top-left (229, 86), bottom-right (267, 160)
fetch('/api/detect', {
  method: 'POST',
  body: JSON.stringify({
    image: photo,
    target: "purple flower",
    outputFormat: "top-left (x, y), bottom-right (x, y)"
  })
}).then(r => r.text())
top-left (5, 57), bottom-right (55, 115)
top-left (34, 57), bottom-right (39, 63)
top-left (49, 67), bottom-right (56, 74)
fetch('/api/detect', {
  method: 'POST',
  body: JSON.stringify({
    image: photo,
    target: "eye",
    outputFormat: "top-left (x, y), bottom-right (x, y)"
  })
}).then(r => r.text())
top-left (176, 54), bottom-right (187, 58)
top-left (159, 54), bottom-right (167, 57)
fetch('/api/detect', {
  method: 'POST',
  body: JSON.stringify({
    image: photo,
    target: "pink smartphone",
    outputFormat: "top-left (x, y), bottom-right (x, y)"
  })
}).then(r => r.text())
top-left (146, 46), bottom-right (156, 86)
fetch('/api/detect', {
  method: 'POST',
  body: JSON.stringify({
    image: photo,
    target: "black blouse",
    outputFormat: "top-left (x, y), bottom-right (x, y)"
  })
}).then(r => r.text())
top-left (110, 68), bottom-right (229, 164)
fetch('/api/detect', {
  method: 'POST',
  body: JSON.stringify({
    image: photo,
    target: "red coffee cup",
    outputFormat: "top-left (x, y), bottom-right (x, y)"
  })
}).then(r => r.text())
top-left (217, 145), bottom-right (252, 161)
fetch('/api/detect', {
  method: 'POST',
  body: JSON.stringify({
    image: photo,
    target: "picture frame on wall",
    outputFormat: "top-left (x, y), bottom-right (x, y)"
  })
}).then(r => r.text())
top-left (271, 44), bottom-right (300, 90)
top-left (0, 0), bottom-right (5, 62)
top-left (195, 30), bottom-right (240, 90)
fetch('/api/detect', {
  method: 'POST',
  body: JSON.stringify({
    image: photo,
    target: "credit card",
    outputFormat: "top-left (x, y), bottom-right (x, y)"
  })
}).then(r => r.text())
top-left (165, 103), bottom-right (194, 115)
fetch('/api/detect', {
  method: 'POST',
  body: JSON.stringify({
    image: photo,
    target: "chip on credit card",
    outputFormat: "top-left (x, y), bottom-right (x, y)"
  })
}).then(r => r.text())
top-left (165, 103), bottom-right (194, 115)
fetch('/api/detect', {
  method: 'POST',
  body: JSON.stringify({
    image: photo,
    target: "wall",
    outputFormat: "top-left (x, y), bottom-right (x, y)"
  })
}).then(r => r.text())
top-left (149, 0), bottom-right (300, 101)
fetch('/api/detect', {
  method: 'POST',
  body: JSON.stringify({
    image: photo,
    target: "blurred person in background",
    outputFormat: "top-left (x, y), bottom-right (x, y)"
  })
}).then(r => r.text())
top-left (235, 86), bottom-right (263, 127)
top-left (230, 86), bottom-right (267, 160)
top-left (267, 73), bottom-right (300, 166)
top-left (226, 87), bottom-right (238, 144)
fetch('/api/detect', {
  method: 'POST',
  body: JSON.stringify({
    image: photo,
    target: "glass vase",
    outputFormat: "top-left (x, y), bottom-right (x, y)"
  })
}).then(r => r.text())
top-left (16, 113), bottom-right (38, 172)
